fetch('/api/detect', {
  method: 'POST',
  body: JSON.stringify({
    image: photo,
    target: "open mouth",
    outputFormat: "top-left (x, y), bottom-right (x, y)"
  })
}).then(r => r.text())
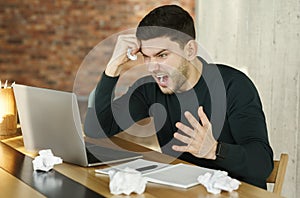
top-left (156, 74), bottom-right (168, 87)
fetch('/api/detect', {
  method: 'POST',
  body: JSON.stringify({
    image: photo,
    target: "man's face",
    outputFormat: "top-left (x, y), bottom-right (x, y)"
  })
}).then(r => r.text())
top-left (140, 37), bottom-right (191, 94)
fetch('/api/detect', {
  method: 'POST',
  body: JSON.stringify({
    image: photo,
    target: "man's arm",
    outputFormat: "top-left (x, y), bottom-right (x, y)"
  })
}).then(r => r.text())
top-left (94, 72), bottom-right (150, 138)
top-left (105, 34), bottom-right (140, 77)
top-left (91, 34), bottom-right (142, 137)
top-left (213, 73), bottom-right (273, 187)
top-left (173, 72), bottom-right (273, 188)
top-left (94, 73), bottom-right (120, 137)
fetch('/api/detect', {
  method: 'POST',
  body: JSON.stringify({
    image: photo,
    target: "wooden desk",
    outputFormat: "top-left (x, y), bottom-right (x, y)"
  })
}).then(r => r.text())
top-left (1, 136), bottom-right (283, 198)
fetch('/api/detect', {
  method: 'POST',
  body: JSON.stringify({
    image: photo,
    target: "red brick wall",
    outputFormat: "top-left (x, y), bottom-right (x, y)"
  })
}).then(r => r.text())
top-left (0, 0), bottom-right (195, 96)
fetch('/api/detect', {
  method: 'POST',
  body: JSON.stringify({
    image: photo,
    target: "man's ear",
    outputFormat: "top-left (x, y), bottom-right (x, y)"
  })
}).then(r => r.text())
top-left (184, 40), bottom-right (198, 61)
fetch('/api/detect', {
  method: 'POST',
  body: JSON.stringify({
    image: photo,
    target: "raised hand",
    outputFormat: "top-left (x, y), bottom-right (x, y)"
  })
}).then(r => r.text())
top-left (172, 106), bottom-right (218, 160)
top-left (105, 34), bottom-right (140, 77)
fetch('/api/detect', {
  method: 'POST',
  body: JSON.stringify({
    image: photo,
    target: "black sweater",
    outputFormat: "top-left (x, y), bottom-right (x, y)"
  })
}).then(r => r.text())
top-left (94, 58), bottom-right (273, 189)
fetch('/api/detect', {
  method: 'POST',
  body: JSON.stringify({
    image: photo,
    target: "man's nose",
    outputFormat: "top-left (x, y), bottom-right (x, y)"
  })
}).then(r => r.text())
top-left (147, 61), bottom-right (160, 73)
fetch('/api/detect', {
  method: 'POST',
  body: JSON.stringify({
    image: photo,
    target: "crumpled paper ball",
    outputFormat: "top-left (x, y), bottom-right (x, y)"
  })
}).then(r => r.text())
top-left (197, 170), bottom-right (241, 194)
top-left (32, 149), bottom-right (63, 172)
top-left (108, 167), bottom-right (147, 195)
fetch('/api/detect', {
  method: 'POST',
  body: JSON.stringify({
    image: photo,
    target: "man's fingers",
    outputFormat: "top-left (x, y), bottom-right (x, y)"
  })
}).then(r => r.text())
top-left (174, 132), bottom-right (192, 145)
top-left (175, 122), bottom-right (194, 138)
top-left (184, 111), bottom-right (201, 131)
top-left (172, 144), bottom-right (198, 154)
top-left (118, 34), bottom-right (140, 49)
top-left (198, 106), bottom-right (210, 128)
top-left (172, 145), bottom-right (189, 152)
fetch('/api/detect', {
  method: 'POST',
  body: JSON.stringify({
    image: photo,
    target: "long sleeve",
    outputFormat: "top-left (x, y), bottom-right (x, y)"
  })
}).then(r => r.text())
top-left (94, 72), bottom-right (150, 137)
top-left (94, 73), bottom-right (120, 137)
top-left (213, 70), bottom-right (273, 188)
top-left (93, 64), bottom-right (274, 189)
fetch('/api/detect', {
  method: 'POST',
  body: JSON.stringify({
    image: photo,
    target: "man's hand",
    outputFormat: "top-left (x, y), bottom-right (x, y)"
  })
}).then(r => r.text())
top-left (172, 106), bottom-right (218, 160)
top-left (105, 34), bottom-right (140, 77)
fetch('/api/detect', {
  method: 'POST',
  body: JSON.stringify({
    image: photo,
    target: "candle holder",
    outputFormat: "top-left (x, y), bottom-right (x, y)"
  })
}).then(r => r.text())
top-left (0, 87), bottom-right (17, 136)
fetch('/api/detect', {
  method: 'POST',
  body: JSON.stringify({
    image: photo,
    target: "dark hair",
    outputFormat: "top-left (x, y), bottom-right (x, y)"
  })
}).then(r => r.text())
top-left (136, 5), bottom-right (195, 47)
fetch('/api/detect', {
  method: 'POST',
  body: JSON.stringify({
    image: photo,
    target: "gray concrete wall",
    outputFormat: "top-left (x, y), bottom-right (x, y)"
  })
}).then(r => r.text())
top-left (196, 0), bottom-right (300, 197)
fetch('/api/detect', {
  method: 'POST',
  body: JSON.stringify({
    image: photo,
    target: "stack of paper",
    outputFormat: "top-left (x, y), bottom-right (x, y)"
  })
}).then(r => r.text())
top-left (95, 159), bottom-right (169, 175)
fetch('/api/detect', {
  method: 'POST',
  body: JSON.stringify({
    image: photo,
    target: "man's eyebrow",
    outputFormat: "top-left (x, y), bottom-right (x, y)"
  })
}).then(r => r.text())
top-left (140, 49), bottom-right (168, 57)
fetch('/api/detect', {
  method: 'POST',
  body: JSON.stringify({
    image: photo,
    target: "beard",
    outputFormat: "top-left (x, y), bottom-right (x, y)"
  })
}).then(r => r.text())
top-left (159, 58), bottom-right (190, 94)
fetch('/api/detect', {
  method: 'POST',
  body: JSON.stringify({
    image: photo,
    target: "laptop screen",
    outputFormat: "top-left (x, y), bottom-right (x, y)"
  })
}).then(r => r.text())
top-left (13, 84), bottom-right (142, 166)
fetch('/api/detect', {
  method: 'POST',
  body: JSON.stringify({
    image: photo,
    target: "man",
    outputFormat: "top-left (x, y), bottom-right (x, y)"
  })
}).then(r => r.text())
top-left (93, 5), bottom-right (273, 189)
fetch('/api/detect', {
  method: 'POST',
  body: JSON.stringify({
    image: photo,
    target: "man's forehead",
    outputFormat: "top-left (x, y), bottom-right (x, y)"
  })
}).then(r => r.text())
top-left (140, 37), bottom-right (182, 54)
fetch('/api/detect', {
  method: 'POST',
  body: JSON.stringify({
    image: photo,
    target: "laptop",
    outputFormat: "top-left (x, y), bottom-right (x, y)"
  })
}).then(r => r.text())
top-left (13, 84), bottom-right (142, 167)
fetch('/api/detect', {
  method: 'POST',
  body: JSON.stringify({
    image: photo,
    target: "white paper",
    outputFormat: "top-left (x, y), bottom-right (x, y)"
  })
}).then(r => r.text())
top-left (108, 167), bottom-right (147, 195)
top-left (127, 48), bottom-right (137, 60)
top-left (96, 159), bottom-right (169, 175)
top-left (197, 170), bottom-right (241, 194)
top-left (32, 149), bottom-right (63, 172)
top-left (145, 163), bottom-right (215, 188)
top-left (96, 159), bottom-right (217, 189)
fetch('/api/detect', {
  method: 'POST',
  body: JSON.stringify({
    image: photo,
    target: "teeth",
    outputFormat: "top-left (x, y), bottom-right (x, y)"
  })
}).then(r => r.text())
top-left (156, 74), bottom-right (164, 83)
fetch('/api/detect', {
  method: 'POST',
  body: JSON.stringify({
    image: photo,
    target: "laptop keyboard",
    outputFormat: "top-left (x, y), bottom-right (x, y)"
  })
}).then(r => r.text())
top-left (85, 143), bottom-right (142, 165)
top-left (86, 148), bottom-right (101, 164)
